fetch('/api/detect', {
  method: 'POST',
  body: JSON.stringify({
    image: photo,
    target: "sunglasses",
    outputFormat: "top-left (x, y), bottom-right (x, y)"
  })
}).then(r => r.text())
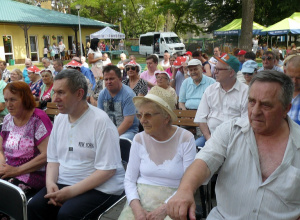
top-left (136, 112), bottom-right (160, 120)
top-left (242, 72), bottom-right (254, 75)
top-left (126, 66), bottom-right (136, 71)
top-left (261, 56), bottom-right (273, 61)
top-left (108, 98), bottom-right (114, 111)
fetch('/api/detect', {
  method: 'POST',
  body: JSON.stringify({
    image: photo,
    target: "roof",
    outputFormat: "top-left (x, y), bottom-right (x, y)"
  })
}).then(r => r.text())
top-left (90, 27), bottom-right (125, 39)
top-left (0, 0), bottom-right (115, 28)
top-left (214, 18), bottom-right (266, 36)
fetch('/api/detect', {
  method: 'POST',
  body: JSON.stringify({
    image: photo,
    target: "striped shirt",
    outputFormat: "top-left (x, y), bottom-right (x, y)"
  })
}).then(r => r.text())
top-left (288, 94), bottom-right (300, 125)
top-left (196, 117), bottom-right (300, 220)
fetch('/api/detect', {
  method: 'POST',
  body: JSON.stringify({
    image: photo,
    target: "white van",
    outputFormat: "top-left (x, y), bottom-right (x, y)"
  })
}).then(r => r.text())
top-left (139, 32), bottom-right (186, 56)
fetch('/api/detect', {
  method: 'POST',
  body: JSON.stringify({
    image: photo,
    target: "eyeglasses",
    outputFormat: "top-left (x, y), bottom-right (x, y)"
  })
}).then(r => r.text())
top-left (126, 66), bottom-right (136, 71)
top-left (261, 56), bottom-right (273, 61)
top-left (108, 98), bottom-right (114, 111)
top-left (136, 112), bottom-right (160, 120)
top-left (214, 68), bottom-right (228, 73)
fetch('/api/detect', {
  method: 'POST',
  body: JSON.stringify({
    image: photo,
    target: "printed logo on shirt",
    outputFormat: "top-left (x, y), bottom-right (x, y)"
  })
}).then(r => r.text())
top-left (78, 142), bottom-right (94, 149)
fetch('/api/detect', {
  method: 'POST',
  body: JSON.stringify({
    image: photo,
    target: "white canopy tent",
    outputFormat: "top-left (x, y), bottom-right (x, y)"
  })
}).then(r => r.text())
top-left (90, 27), bottom-right (126, 59)
top-left (90, 26), bottom-right (125, 39)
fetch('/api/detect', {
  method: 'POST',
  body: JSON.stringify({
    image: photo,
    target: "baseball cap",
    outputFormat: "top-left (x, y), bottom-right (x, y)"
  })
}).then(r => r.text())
top-left (66, 60), bottom-right (82, 68)
top-left (237, 50), bottom-right (246, 56)
top-left (173, 56), bottom-right (187, 68)
top-left (184, 51), bottom-right (192, 56)
top-left (27, 66), bottom-right (41, 74)
top-left (187, 59), bottom-right (202, 66)
top-left (215, 53), bottom-right (240, 73)
top-left (241, 60), bottom-right (258, 73)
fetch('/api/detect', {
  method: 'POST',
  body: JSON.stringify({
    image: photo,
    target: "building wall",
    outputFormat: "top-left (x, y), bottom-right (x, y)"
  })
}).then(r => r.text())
top-left (0, 23), bottom-right (100, 64)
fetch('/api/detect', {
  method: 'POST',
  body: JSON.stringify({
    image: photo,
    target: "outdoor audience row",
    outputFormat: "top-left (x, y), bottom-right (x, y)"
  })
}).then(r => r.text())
top-left (0, 40), bottom-right (299, 219)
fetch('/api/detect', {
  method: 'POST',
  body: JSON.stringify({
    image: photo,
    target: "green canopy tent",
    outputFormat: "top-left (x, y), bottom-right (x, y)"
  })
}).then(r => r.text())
top-left (261, 12), bottom-right (300, 48)
top-left (213, 18), bottom-right (266, 48)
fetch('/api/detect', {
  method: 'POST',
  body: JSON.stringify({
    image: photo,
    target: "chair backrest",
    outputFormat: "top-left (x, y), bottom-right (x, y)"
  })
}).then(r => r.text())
top-left (173, 110), bottom-right (198, 127)
top-left (45, 102), bottom-right (59, 116)
top-left (0, 179), bottom-right (27, 220)
top-left (119, 137), bottom-right (132, 168)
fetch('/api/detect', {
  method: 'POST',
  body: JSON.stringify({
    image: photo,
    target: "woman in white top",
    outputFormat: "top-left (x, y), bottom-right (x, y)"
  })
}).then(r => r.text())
top-left (160, 52), bottom-right (170, 70)
top-left (118, 86), bottom-right (196, 220)
top-left (88, 38), bottom-right (105, 80)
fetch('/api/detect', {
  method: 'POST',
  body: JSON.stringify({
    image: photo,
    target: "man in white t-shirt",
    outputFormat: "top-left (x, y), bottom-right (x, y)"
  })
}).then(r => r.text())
top-left (58, 41), bottom-right (66, 61)
top-left (209, 47), bottom-right (221, 76)
top-left (28, 69), bottom-right (125, 219)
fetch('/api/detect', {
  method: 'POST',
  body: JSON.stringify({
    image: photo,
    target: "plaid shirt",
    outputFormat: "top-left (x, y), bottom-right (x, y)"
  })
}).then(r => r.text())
top-left (288, 94), bottom-right (300, 125)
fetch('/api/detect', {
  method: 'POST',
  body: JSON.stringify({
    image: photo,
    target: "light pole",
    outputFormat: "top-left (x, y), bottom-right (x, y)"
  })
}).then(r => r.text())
top-left (75, 4), bottom-right (82, 58)
top-left (118, 17), bottom-right (122, 33)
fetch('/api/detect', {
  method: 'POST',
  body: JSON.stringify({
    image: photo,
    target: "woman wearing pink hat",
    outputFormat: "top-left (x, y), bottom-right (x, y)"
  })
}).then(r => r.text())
top-left (27, 66), bottom-right (43, 100)
top-left (123, 61), bottom-right (148, 96)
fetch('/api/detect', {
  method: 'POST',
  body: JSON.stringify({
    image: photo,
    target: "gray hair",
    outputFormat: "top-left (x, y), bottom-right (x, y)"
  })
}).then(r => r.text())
top-left (42, 57), bottom-right (50, 63)
top-left (54, 69), bottom-right (88, 100)
top-left (249, 70), bottom-right (294, 109)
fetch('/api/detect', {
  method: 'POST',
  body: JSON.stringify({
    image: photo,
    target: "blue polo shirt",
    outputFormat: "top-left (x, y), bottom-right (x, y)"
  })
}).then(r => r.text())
top-left (179, 75), bottom-right (215, 109)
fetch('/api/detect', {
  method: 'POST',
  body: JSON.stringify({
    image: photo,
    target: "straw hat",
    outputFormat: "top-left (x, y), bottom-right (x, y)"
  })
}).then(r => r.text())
top-left (133, 86), bottom-right (177, 121)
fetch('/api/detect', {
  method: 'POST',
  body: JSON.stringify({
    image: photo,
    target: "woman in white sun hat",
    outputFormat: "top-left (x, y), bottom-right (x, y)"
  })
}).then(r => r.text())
top-left (118, 86), bottom-right (196, 220)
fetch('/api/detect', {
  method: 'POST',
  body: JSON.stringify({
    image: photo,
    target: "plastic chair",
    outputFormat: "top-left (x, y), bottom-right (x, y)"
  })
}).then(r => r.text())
top-left (98, 137), bottom-right (132, 220)
top-left (0, 179), bottom-right (27, 220)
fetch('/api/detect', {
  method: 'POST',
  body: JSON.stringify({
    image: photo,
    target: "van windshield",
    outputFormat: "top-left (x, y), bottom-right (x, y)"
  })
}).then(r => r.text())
top-left (164, 37), bottom-right (181, 44)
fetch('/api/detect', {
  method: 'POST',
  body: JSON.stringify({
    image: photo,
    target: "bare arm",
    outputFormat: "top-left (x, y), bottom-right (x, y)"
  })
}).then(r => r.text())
top-left (88, 53), bottom-right (103, 64)
top-left (171, 68), bottom-right (177, 88)
top-left (199, 123), bottom-right (211, 140)
top-left (0, 137), bottom-right (48, 179)
top-left (130, 199), bottom-right (148, 220)
top-left (118, 115), bottom-right (134, 136)
top-left (203, 64), bottom-right (212, 77)
top-left (167, 159), bottom-right (211, 220)
top-left (178, 102), bottom-right (187, 110)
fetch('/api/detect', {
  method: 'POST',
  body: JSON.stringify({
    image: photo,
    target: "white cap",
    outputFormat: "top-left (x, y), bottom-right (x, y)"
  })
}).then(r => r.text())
top-left (187, 59), bottom-right (202, 66)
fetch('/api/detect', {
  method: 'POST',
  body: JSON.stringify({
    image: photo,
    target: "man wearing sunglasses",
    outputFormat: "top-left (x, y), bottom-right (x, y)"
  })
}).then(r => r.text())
top-left (258, 51), bottom-right (283, 73)
top-left (98, 65), bottom-right (139, 141)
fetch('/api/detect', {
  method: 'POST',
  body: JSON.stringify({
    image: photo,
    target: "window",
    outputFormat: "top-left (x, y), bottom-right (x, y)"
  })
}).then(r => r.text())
top-left (29, 36), bottom-right (39, 61)
top-left (43, 35), bottom-right (50, 48)
top-left (164, 37), bottom-right (181, 44)
top-left (85, 36), bottom-right (90, 45)
top-left (140, 36), bottom-right (153, 46)
top-left (2, 35), bottom-right (14, 63)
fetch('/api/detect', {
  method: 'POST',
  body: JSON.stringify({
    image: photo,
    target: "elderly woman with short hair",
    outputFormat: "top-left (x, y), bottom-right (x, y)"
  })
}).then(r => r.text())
top-left (118, 86), bottom-right (196, 220)
top-left (155, 70), bottom-right (177, 104)
top-left (122, 60), bottom-right (147, 97)
top-left (10, 69), bottom-right (23, 82)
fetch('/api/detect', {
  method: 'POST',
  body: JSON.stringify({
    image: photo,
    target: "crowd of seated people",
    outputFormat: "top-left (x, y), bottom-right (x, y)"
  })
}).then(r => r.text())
top-left (0, 43), bottom-right (299, 220)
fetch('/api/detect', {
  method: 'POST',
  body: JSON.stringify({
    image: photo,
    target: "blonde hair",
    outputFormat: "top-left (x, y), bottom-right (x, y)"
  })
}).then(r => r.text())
top-left (11, 68), bottom-right (23, 81)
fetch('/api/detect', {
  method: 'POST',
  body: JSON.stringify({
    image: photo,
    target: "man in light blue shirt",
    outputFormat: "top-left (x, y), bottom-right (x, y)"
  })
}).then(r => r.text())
top-left (179, 59), bottom-right (215, 110)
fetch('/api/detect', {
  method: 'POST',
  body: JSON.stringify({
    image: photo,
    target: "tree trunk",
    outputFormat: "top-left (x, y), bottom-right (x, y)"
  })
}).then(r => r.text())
top-left (240, 0), bottom-right (255, 51)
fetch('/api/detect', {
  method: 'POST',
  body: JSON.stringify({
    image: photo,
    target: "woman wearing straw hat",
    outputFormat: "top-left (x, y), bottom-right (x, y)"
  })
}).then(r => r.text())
top-left (118, 86), bottom-right (196, 220)
top-left (122, 60), bottom-right (147, 97)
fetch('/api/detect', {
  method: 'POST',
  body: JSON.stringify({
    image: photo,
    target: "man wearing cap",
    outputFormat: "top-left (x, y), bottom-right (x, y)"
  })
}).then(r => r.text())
top-left (28, 66), bottom-right (43, 99)
top-left (98, 65), bottom-right (139, 140)
top-left (178, 59), bottom-right (215, 110)
top-left (171, 56), bottom-right (188, 96)
top-left (258, 51), bottom-right (284, 73)
top-left (168, 70), bottom-right (300, 220)
top-left (194, 54), bottom-right (248, 147)
top-left (241, 60), bottom-right (258, 85)
top-left (286, 55), bottom-right (300, 125)
top-left (237, 50), bottom-right (246, 71)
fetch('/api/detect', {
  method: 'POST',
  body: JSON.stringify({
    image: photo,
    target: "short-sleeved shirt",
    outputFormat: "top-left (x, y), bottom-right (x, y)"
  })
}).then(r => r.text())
top-left (140, 70), bottom-right (157, 91)
top-left (288, 94), bottom-right (300, 125)
top-left (258, 65), bottom-right (284, 73)
top-left (196, 117), bottom-right (300, 219)
top-left (22, 67), bottom-right (30, 84)
top-left (194, 79), bottom-right (248, 134)
top-left (1, 109), bottom-right (53, 189)
top-left (80, 66), bottom-right (96, 90)
top-left (122, 78), bottom-right (148, 96)
top-left (98, 84), bottom-right (139, 134)
top-left (29, 78), bottom-right (43, 98)
top-left (47, 105), bottom-right (125, 195)
top-left (179, 75), bottom-right (215, 109)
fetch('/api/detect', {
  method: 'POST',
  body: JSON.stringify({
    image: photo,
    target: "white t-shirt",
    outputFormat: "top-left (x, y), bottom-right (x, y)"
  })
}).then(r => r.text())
top-left (88, 48), bottom-right (103, 68)
top-left (58, 43), bottom-right (65, 53)
top-left (160, 60), bottom-right (170, 69)
top-left (47, 104), bottom-right (125, 195)
top-left (124, 126), bottom-right (196, 203)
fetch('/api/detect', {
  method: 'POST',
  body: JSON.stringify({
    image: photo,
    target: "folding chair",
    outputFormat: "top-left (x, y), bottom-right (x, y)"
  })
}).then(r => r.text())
top-left (98, 137), bottom-right (132, 220)
top-left (0, 179), bottom-right (27, 220)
